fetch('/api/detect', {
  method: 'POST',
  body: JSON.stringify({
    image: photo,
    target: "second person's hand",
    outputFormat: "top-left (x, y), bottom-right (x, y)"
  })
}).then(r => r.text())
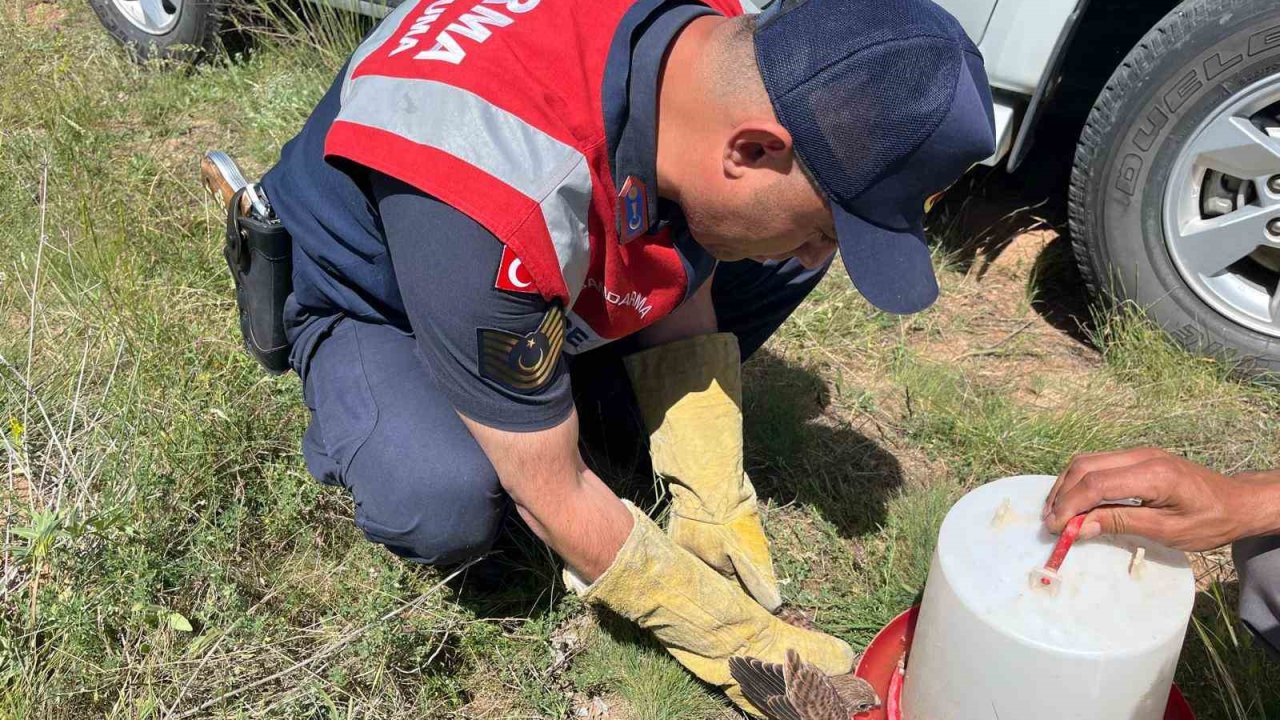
top-left (1042, 448), bottom-right (1280, 552)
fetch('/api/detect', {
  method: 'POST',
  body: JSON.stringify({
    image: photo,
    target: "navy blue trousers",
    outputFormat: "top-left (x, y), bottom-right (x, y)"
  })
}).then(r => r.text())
top-left (298, 257), bottom-right (830, 565)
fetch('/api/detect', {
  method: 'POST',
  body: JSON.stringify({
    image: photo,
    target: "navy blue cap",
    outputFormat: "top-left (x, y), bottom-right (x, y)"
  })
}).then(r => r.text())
top-left (754, 0), bottom-right (996, 314)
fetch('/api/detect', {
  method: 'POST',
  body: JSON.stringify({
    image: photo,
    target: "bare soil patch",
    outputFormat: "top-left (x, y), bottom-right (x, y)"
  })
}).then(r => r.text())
top-left (23, 1), bottom-right (68, 29)
top-left (923, 175), bottom-right (1103, 408)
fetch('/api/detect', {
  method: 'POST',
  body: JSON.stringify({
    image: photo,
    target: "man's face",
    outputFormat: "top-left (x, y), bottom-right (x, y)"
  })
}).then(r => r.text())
top-left (683, 168), bottom-right (838, 270)
top-left (678, 123), bottom-right (839, 270)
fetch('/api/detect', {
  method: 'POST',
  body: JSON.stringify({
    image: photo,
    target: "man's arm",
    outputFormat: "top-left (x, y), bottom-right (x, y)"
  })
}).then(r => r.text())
top-left (373, 172), bottom-right (635, 580)
top-left (1043, 448), bottom-right (1280, 551)
top-left (473, 277), bottom-right (714, 580)
top-left (459, 410), bottom-right (632, 581)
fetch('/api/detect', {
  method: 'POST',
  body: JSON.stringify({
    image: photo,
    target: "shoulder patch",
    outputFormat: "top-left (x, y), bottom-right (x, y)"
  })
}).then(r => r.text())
top-left (477, 306), bottom-right (566, 392)
top-left (617, 175), bottom-right (650, 243)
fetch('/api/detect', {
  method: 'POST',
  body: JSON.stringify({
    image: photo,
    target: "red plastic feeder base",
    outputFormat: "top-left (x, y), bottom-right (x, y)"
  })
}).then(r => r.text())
top-left (852, 606), bottom-right (1196, 720)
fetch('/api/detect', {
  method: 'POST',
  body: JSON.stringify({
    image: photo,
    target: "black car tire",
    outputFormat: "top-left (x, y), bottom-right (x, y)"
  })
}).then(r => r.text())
top-left (1070, 0), bottom-right (1280, 376)
top-left (88, 0), bottom-right (226, 61)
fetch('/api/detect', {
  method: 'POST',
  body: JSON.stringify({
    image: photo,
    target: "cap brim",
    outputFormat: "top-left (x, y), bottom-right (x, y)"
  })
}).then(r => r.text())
top-left (834, 206), bottom-right (939, 315)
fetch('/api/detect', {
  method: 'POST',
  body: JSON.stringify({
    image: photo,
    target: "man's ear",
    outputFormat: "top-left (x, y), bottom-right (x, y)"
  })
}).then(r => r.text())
top-left (723, 121), bottom-right (794, 179)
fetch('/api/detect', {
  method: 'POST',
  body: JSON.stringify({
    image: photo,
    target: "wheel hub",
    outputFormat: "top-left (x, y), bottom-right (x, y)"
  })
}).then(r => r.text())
top-left (1162, 73), bottom-right (1280, 339)
top-left (110, 0), bottom-right (181, 35)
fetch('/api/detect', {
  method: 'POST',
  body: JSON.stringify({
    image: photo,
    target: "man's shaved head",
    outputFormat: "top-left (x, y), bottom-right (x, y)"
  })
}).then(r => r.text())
top-left (703, 16), bottom-right (771, 120)
top-left (655, 13), bottom-right (837, 269)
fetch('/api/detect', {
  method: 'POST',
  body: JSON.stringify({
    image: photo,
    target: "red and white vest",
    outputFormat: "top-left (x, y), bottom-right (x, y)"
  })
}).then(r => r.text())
top-left (325, 0), bottom-right (743, 353)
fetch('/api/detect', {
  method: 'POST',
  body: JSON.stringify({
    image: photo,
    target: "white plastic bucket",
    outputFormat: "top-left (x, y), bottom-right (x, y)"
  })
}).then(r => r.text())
top-left (902, 475), bottom-right (1195, 720)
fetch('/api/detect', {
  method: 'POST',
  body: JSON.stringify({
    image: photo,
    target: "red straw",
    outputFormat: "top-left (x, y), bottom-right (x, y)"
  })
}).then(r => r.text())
top-left (1039, 514), bottom-right (1087, 585)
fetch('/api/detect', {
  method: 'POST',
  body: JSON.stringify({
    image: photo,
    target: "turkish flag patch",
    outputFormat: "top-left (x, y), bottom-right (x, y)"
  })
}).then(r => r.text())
top-left (495, 245), bottom-right (538, 294)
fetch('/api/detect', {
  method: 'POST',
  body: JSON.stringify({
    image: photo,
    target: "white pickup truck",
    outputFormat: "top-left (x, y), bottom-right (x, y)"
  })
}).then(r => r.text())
top-left (91, 0), bottom-right (1280, 374)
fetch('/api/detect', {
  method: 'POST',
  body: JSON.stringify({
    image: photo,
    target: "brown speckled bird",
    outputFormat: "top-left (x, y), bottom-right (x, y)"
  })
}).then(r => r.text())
top-left (729, 650), bottom-right (881, 720)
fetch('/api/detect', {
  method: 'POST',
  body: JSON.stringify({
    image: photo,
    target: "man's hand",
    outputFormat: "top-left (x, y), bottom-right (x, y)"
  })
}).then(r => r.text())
top-left (1042, 448), bottom-right (1280, 551)
top-left (626, 331), bottom-right (784, 611)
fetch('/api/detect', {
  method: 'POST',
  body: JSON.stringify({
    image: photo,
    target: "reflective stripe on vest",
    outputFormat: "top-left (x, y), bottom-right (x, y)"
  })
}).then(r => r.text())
top-left (335, 41), bottom-right (593, 306)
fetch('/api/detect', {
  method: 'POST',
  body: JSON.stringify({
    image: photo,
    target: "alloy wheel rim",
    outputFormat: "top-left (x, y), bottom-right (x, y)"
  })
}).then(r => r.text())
top-left (1162, 73), bottom-right (1280, 339)
top-left (110, 0), bottom-right (181, 35)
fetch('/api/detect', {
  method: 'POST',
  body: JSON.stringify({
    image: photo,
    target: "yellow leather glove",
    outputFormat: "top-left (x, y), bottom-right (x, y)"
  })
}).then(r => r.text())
top-left (566, 501), bottom-right (855, 717)
top-left (625, 333), bottom-right (782, 612)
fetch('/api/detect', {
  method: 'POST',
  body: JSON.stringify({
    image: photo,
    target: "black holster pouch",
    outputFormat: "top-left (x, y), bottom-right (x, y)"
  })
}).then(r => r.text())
top-left (224, 188), bottom-right (293, 374)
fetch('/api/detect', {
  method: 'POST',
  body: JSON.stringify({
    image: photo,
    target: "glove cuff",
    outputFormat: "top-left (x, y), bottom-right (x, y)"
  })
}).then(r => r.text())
top-left (623, 333), bottom-right (742, 433)
top-left (564, 500), bottom-right (645, 597)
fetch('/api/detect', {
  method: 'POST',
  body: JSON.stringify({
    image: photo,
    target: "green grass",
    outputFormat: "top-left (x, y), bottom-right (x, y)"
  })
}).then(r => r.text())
top-left (569, 614), bottom-right (736, 720)
top-left (3, 2), bottom-right (1279, 718)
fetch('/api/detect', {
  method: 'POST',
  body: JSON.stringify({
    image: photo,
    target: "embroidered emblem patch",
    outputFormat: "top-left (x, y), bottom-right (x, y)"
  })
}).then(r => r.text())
top-left (617, 175), bottom-right (649, 243)
top-left (477, 306), bottom-right (566, 392)
top-left (494, 245), bottom-right (538, 294)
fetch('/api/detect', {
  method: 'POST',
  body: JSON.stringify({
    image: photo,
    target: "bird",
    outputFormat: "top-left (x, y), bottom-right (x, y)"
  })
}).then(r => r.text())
top-left (729, 649), bottom-right (881, 720)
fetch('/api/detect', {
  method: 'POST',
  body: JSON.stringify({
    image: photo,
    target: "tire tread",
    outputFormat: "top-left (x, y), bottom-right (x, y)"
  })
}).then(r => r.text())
top-left (86, 0), bottom-right (228, 62)
top-left (1069, 0), bottom-right (1248, 295)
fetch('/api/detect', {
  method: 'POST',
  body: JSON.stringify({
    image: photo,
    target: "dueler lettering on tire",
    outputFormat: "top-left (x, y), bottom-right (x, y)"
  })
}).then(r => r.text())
top-left (1111, 22), bottom-right (1280, 201)
top-left (1070, 0), bottom-right (1280, 377)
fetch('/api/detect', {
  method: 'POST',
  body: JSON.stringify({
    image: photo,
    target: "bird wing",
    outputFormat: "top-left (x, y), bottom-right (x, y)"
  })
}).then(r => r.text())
top-left (729, 656), bottom-right (803, 720)
top-left (784, 649), bottom-right (856, 720)
top-left (731, 650), bottom-right (881, 720)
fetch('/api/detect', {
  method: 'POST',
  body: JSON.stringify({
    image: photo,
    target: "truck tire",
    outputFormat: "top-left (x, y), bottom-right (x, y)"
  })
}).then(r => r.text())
top-left (88, 0), bottom-right (225, 61)
top-left (1070, 0), bottom-right (1280, 377)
